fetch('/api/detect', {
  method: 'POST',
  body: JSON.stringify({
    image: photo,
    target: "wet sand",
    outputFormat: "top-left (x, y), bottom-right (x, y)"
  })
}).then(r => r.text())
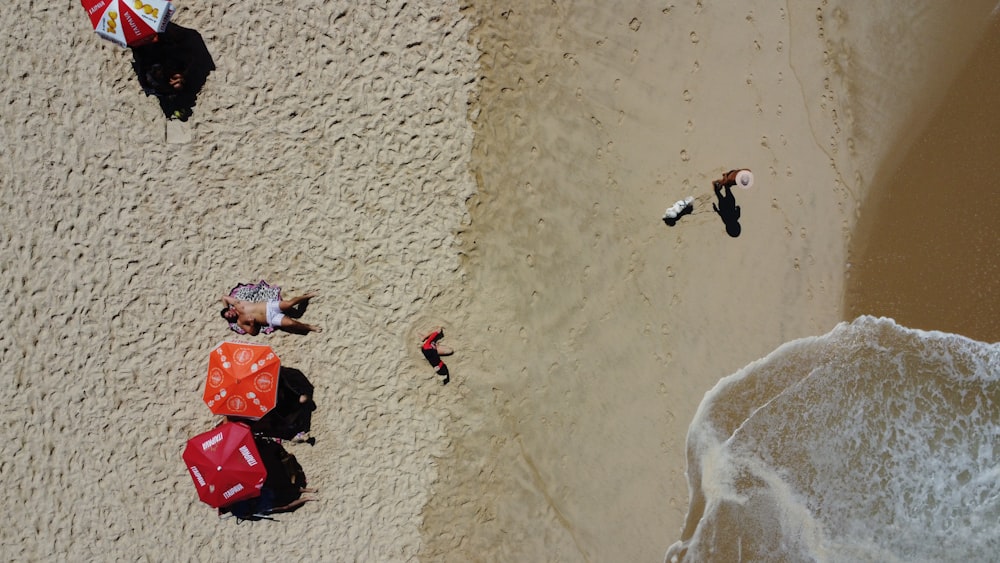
top-left (845, 18), bottom-right (1000, 343)
top-left (420, 1), bottom-right (998, 561)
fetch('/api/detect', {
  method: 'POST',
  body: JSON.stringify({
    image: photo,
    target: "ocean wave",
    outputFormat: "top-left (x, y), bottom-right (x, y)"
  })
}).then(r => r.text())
top-left (666, 316), bottom-right (1000, 562)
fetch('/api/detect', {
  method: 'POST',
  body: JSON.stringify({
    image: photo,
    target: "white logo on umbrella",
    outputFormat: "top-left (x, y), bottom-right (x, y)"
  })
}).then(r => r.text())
top-left (254, 372), bottom-right (275, 393)
top-left (234, 348), bottom-right (254, 365)
top-left (226, 396), bottom-right (247, 412)
top-left (207, 368), bottom-right (224, 388)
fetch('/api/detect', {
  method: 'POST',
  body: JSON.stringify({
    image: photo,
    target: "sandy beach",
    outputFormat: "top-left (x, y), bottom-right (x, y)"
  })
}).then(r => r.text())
top-left (2, 0), bottom-right (997, 561)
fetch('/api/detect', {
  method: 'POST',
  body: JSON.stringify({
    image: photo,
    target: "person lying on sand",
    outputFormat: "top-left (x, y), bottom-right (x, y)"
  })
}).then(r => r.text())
top-left (420, 327), bottom-right (453, 384)
top-left (221, 292), bottom-right (322, 335)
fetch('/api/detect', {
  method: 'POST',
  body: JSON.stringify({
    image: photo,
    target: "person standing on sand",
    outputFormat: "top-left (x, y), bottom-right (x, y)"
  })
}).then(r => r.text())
top-left (714, 168), bottom-right (753, 189)
top-left (221, 292), bottom-right (322, 335)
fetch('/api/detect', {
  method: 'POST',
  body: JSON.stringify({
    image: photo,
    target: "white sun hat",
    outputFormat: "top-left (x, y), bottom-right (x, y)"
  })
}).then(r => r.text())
top-left (735, 170), bottom-right (754, 189)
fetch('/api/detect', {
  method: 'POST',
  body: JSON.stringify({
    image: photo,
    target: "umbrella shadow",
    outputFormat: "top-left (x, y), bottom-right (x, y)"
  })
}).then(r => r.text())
top-left (712, 182), bottom-right (742, 237)
top-left (219, 437), bottom-right (312, 522)
top-left (231, 367), bottom-right (316, 443)
top-left (131, 22), bottom-right (215, 121)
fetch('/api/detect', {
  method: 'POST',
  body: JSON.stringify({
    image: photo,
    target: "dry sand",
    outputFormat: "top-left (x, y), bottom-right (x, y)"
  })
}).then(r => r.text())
top-left (2, 1), bottom-right (477, 560)
top-left (1, 0), bottom-right (996, 561)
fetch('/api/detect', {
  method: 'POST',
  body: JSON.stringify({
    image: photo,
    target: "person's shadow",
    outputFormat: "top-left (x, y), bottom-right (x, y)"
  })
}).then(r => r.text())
top-left (712, 182), bottom-right (742, 237)
top-left (131, 22), bottom-right (215, 120)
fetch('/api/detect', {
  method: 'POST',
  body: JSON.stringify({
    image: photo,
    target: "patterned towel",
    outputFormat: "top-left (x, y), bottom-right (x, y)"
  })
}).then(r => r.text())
top-left (228, 280), bottom-right (282, 334)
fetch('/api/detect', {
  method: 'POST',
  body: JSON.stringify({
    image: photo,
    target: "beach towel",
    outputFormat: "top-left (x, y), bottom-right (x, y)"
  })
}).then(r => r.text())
top-left (228, 280), bottom-right (282, 335)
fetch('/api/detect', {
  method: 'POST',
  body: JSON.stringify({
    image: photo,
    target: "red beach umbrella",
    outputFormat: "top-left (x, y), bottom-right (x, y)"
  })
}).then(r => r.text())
top-left (182, 422), bottom-right (266, 508)
top-left (80, 0), bottom-right (175, 48)
top-left (203, 342), bottom-right (280, 420)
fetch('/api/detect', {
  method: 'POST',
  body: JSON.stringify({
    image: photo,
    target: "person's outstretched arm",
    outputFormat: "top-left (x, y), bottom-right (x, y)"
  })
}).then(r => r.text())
top-left (240, 317), bottom-right (260, 336)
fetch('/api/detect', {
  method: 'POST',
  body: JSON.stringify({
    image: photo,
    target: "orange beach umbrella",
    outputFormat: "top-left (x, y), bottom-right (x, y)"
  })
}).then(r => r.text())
top-left (203, 341), bottom-right (280, 420)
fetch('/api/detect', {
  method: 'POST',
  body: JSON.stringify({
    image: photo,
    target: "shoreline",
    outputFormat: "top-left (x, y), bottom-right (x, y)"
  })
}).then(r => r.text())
top-left (844, 16), bottom-right (1000, 343)
top-left (421, 1), bottom-right (998, 560)
top-left (2, 1), bottom-right (998, 560)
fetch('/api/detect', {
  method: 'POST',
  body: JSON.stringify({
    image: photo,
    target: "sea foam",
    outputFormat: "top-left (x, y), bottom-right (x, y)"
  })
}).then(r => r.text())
top-left (666, 316), bottom-right (1000, 562)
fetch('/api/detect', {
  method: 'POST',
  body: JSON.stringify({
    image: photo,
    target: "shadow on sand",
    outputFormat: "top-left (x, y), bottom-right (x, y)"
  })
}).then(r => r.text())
top-left (131, 22), bottom-right (215, 120)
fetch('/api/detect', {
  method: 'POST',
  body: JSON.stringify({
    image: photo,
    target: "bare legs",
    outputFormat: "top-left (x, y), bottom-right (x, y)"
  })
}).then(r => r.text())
top-left (271, 489), bottom-right (317, 513)
top-left (278, 291), bottom-right (318, 311)
top-left (277, 292), bottom-right (321, 333)
top-left (279, 316), bottom-right (323, 334)
top-left (420, 327), bottom-right (453, 355)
